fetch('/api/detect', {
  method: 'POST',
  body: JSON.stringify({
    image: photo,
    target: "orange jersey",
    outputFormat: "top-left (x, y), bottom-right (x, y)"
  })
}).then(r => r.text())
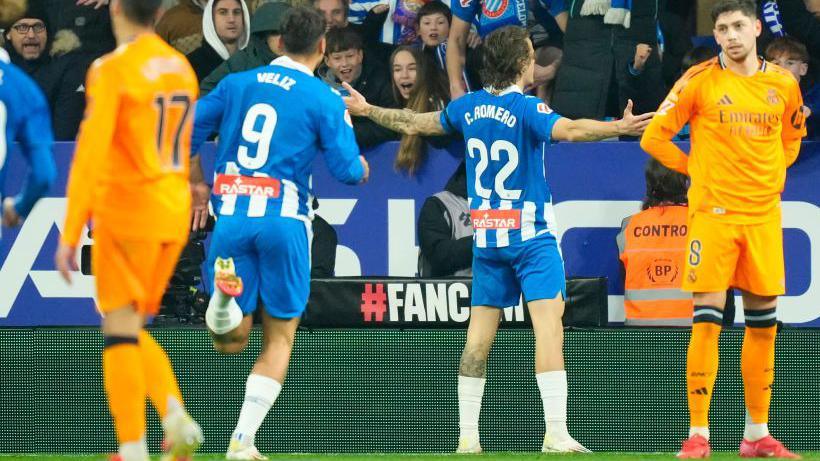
top-left (62, 33), bottom-right (198, 246)
top-left (641, 56), bottom-right (807, 224)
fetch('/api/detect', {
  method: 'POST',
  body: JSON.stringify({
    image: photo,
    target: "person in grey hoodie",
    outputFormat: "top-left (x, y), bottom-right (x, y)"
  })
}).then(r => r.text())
top-left (187, 0), bottom-right (250, 81)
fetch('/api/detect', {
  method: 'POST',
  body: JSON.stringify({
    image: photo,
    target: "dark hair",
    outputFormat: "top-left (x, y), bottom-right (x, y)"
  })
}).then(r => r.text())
top-left (765, 36), bottom-right (809, 63)
top-left (416, 1), bottom-right (451, 25)
top-left (120, 0), bottom-right (162, 26)
top-left (480, 26), bottom-right (532, 90)
top-left (325, 26), bottom-right (362, 55)
top-left (389, 46), bottom-right (449, 174)
top-left (710, 0), bottom-right (756, 23)
top-left (310, 0), bottom-right (350, 17)
top-left (281, 7), bottom-right (326, 55)
top-left (642, 159), bottom-right (688, 210)
top-left (681, 46), bottom-right (716, 72)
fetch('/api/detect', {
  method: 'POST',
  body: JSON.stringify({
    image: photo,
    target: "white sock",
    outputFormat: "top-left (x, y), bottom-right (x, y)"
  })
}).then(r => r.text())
top-left (161, 396), bottom-right (186, 428)
top-left (536, 370), bottom-right (569, 436)
top-left (689, 426), bottom-right (710, 440)
top-left (457, 375), bottom-right (485, 439)
top-left (231, 374), bottom-right (282, 445)
top-left (206, 291), bottom-right (242, 334)
top-left (119, 439), bottom-right (149, 461)
top-left (744, 410), bottom-right (769, 441)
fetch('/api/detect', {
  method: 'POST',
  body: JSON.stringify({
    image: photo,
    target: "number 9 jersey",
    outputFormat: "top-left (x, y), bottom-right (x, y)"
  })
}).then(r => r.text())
top-left (191, 56), bottom-right (364, 224)
top-left (440, 86), bottom-right (564, 249)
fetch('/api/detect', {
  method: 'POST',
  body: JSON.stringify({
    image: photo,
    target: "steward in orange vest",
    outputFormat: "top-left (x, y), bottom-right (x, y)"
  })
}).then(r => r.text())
top-left (617, 159), bottom-right (692, 326)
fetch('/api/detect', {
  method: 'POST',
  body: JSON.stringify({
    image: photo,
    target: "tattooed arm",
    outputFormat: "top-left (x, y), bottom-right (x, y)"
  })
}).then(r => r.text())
top-left (342, 82), bottom-right (447, 136)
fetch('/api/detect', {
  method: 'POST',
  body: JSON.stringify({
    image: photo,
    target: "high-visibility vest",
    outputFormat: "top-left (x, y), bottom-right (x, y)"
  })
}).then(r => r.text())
top-left (617, 205), bottom-right (693, 326)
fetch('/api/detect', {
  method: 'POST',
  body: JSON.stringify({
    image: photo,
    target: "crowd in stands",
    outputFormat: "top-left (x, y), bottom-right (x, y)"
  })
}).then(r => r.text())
top-left (3, 0), bottom-right (817, 143)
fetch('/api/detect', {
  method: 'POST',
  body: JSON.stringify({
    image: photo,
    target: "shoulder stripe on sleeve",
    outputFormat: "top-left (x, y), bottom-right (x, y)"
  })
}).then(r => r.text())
top-left (442, 105), bottom-right (458, 132)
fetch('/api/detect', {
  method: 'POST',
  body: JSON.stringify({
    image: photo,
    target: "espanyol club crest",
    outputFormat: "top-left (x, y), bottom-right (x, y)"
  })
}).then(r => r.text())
top-left (482, 0), bottom-right (509, 19)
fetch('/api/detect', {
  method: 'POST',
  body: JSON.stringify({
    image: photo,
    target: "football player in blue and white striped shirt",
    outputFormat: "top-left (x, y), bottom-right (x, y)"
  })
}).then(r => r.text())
top-left (343, 25), bottom-right (652, 454)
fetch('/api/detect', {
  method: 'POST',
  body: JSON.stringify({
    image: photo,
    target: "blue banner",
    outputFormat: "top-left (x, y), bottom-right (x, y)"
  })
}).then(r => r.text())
top-left (2, 141), bottom-right (818, 326)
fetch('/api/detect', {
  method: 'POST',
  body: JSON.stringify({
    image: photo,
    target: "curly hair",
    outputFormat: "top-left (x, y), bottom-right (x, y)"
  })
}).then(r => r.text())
top-left (479, 26), bottom-right (532, 91)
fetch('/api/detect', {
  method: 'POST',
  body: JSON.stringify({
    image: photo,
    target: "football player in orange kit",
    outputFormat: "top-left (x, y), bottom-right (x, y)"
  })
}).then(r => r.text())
top-left (640, 0), bottom-right (806, 458)
top-left (55, 1), bottom-right (203, 460)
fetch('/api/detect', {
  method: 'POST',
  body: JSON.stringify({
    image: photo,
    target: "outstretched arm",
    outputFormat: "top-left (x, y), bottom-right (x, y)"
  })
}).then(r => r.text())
top-left (552, 99), bottom-right (654, 142)
top-left (342, 82), bottom-right (447, 136)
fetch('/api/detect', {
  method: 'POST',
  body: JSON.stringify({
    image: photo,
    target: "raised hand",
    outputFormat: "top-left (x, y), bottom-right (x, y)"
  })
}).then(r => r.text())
top-left (633, 44), bottom-right (652, 72)
top-left (341, 82), bottom-right (371, 117)
top-left (618, 99), bottom-right (655, 136)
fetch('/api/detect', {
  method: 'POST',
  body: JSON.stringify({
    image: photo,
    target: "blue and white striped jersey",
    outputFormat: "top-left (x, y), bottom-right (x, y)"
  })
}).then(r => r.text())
top-left (349, 0), bottom-right (387, 24)
top-left (192, 56), bottom-right (364, 223)
top-left (440, 86), bottom-right (563, 248)
top-left (451, 0), bottom-right (565, 38)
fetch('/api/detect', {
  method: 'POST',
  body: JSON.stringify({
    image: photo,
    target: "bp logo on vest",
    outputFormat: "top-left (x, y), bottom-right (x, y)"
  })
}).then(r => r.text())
top-left (646, 258), bottom-right (679, 284)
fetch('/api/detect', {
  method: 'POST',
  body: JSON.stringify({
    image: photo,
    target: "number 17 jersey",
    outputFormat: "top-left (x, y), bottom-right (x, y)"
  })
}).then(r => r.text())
top-left (440, 86), bottom-right (564, 248)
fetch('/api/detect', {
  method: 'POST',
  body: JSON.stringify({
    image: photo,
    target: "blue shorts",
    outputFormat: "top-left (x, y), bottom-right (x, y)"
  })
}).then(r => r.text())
top-left (206, 215), bottom-right (312, 319)
top-left (471, 235), bottom-right (566, 308)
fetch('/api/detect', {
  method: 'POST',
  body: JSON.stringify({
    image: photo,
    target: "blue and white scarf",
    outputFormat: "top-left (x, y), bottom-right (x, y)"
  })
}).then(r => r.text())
top-left (762, 1), bottom-right (786, 38)
top-left (579, 0), bottom-right (632, 28)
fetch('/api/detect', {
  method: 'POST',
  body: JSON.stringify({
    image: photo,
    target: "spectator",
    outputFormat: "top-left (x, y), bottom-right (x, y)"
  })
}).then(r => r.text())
top-left (389, 45), bottom-right (452, 173)
top-left (765, 36), bottom-right (818, 140)
top-left (26, 0), bottom-right (115, 55)
top-left (414, 2), bottom-right (483, 98)
top-left (200, 1), bottom-right (292, 95)
top-left (759, 0), bottom-right (820, 65)
top-left (417, 1), bottom-right (449, 48)
top-left (312, 0), bottom-right (349, 30)
top-left (418, 161), bottom-right (473, 277)
top-left (617, 159), bottom-right (692, 326)
top-left (551, 0), bottom-right (665, 121)
top-left (3, 12), bottom-right (49, 76)
top-left (38, 30), bottom-right (97, 140)
top-left (156, 0), bottom-right (207, 55)
top-left (319, 26), bottom-right (398, 149)
top-left (187, 0), bottom-right (251, 81)
top-left (445, 0), bottom-right (566, 98)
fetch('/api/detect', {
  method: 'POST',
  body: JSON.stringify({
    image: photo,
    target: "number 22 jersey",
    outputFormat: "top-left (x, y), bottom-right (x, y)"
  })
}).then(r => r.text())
top-left (440, 86), bottom-right (564, 249)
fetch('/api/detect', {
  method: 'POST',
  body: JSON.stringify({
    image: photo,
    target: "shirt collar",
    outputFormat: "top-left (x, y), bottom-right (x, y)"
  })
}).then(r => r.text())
top-left (271, 55), bottom-right (313, 76)
top-left (485, 84), bottom-right (523, 96)
top-left (718, 52), bottom-right (767, 72)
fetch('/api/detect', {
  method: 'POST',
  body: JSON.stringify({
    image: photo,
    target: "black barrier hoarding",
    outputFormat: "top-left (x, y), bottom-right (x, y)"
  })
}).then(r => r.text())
top-left (303, 277), bottom-right (608, 328)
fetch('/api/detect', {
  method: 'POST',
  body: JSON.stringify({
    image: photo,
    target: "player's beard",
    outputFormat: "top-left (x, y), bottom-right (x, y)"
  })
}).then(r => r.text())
top-left (0, 0), bottom-right (26, 29)
top-left (723, 42), bottom-right (754, 65)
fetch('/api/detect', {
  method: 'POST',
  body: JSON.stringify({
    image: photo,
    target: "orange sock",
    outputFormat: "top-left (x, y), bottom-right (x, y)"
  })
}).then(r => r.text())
top-left (103, 338), bottom-right (146, 444)
top-left (138, 330), bottom-right (184, 420)
top-left (742, 308), bottom-right (777, 424)
top-left (686, 306), bottom-right (724, 428)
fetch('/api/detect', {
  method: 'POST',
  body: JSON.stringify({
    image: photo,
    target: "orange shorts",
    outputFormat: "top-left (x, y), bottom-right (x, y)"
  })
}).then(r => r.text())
top-left (682, 212), bottom-right (785, 296)
top-left (92, 228), bottom-right (185, 315)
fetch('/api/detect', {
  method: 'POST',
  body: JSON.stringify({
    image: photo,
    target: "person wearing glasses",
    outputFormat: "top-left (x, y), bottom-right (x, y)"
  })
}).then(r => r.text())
top-left (3, 10), bottom-right (48, 76)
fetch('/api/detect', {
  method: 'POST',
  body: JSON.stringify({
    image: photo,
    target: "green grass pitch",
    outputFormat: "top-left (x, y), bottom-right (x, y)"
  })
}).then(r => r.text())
top-left (2, 454), bottom-right (820, 461)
